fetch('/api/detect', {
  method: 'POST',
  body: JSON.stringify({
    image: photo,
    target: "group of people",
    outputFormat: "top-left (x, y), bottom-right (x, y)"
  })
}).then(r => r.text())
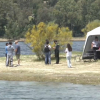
top-left (5, 39), bottom-right (72, 68)
top-left (44, 40), bottom-right (60, 65)
top-left (5, 40), bottom-right (20, 67)
top-left (44, 40), bottom-right (72, 68)
top-left (4, 36), bottom-right (100, 68)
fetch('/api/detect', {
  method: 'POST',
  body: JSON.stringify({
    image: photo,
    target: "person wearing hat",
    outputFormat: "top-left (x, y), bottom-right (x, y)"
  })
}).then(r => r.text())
top-left (15, 40), bottom-right (21, 66)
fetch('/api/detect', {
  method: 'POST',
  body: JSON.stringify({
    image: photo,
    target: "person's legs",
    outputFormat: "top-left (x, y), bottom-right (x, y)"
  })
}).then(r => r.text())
top-left (48, 52), bottom-right (51, 64)
top-left (67, 56), bottom-right (71, 68)
top-left (45, 53), bottom-right (48, 64)
top-left (10, 55), bottom-right (13, 67)
top-left (5, 53), bottom-right (7, 61)
top-left (16, 54), bottom-right (20, 65)
top-left (69, 56), bottom-right (71, 67)
top-left (47, 57), bottom-right (48, 64)
top-left (6, 55), bottom-right (9, 66)
top-left (56, 52), bottom-right (59, 64)
top-left (93, 47), bottom-right (98, 60)
top-left (18, 59), bottom-right (20, 65)
top-left (94, 50), bottom-right (97, 60)
top-left (57, 52), bottom-right (59, 64)
top-left (18, 55), bottom-right (20, 65)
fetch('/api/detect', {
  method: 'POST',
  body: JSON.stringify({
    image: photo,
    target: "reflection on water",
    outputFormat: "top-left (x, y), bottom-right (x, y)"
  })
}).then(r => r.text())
top-left (0, 41), bottom-right (85, 57)
top-left (0, 81), bottom-right (100, 100)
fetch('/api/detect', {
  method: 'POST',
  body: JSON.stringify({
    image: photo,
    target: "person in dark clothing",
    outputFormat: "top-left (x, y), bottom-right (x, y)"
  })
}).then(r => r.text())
top-left (53, 40), bottom-right (60, 64)
top-left (15, 40), bottom-right (21, 66)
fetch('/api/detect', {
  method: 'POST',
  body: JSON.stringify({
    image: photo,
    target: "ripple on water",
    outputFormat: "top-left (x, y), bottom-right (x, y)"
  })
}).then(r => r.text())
top-left (0, 41), bottom-right (84, 57)
top-left (0, 81), bottom-right (100, 100)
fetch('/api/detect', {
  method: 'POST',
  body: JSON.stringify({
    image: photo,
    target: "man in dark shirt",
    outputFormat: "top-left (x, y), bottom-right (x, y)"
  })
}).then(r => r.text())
top-left (15, 40), bottom-right (21, 66)
top-left (53, 40), bottom-right (60, 64)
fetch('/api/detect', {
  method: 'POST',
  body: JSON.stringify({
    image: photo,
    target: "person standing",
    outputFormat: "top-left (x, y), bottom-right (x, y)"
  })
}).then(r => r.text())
top-left (15, 40), bottom-right (21, 66)
top-left (65, 43), bottom-right (72, 68)
top-left (5, 43), bottom-right (8, 60)
top-left (44, 40), bottom-right (51, 64)
top-left (6, 42), bottom-right (14, 67)
top-left (53, 40), bottom-right (60, 64)
top-left (91, 36), bottom-right (100, 60)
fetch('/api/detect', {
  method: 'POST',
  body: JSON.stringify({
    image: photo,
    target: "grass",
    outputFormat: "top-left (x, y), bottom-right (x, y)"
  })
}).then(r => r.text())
top-left (0, 53), bottom-right (100, 85)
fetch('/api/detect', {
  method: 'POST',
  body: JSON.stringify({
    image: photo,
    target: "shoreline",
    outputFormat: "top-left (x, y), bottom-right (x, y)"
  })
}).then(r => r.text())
top-left (0, 55), bottom-right (100, 85)
top-left (71, 37), bottom-right (85, 41)
top-left (0, 37), bottom-right (85, 42)
top-left (0, 38), bottom-right (25, 42)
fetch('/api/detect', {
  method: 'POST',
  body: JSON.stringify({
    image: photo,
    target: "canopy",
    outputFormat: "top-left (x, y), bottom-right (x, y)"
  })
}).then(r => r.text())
top-left (82, 27), bottom-right (100, 59)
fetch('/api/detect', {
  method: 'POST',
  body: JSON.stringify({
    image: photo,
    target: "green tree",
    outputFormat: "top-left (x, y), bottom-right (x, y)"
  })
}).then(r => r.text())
top-left (36, 2), bottom-right (54, 24)
top-left (25, 22), bottom-right (72, 59)
top-left (0, 0), bottom-right (9, 37)
top-left (53, 0), bottom-right (83, 36)
top-left (82, 20), bottom-right (100, 36)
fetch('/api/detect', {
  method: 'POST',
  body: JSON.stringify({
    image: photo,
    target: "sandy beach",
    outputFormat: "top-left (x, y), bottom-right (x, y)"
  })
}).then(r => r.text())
top-left (0, 54), bottom-right (100, 85)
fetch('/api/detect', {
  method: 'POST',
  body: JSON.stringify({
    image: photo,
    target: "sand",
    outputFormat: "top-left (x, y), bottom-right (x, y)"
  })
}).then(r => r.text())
top-left (0, 54), bottom-right (100, 85)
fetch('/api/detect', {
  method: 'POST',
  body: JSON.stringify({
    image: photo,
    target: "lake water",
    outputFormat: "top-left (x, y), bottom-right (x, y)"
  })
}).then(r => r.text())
top-left (0, 41), bottom-right (100, 100)
top-left (0, 41), bottom-right (85, 57)
top-left (0, 42), bottom-right (35, 57)
top-left (0, 81), bottom-right (100, 100)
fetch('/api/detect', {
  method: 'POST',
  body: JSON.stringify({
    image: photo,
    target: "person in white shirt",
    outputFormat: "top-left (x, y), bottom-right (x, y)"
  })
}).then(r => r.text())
top-left (91, 36), bottom-right (100, 49)
top-left (91, 36), bottom-right (100, 60)
top-left (65, 43), bottom-right (72, 68)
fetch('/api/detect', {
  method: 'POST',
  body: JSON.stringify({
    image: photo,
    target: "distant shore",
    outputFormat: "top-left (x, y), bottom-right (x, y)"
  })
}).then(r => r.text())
top-left (71, 37), bottom-right (85, 41)
top-left (0, 37), bottom-right (85, 42)
top-left (0, 54), bottom-right (100, 85)
top-left (0, 38), bottom-right (25, 42)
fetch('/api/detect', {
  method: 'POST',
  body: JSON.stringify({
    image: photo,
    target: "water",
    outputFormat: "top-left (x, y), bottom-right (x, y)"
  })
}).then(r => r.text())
top-left (0, 81), bottom-right (100, 100)
top-left (0, 42), bottom-right (35, 57)
top-left (0, 41), bottom-right (85, 57)
top-left (0, 41), bottom-right (99, 100)
top-left (72, 41), bottom-right (85, 52)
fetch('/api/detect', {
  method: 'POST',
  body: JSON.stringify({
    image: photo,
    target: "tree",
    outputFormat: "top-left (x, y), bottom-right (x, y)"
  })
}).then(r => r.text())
top-left (82, 20), bottom-right (100, 36)
top-left (25, 22), bottom-right (72, 59)
top-left (53, 0), bottom-right (83, 36)
top-left (3, 0), bottom-right (33, 39)
top-left (0, 0), bottom-right (10, 37)
top-left (36, 3), bottom-right (54, 24)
